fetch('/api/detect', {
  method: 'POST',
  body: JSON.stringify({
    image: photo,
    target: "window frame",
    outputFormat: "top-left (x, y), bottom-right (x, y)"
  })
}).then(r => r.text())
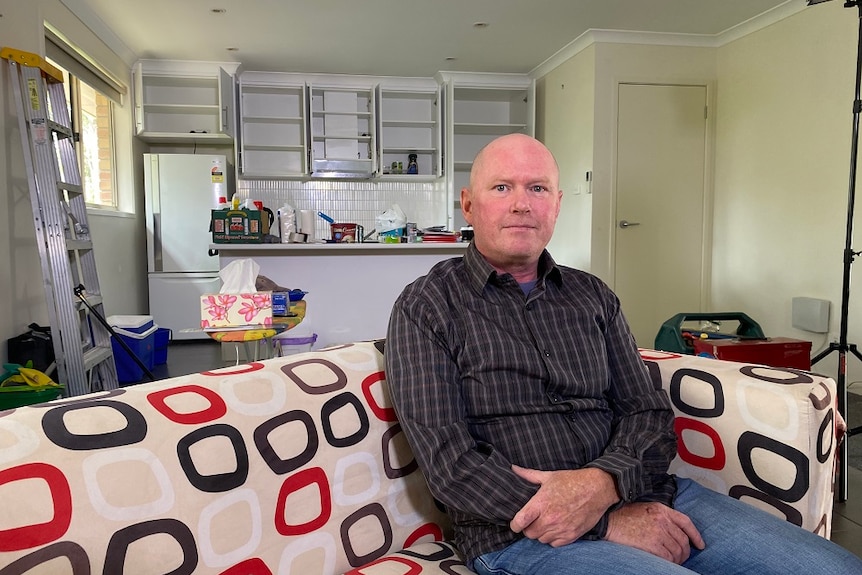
top-left (44, 26), bottom-right (127, 211)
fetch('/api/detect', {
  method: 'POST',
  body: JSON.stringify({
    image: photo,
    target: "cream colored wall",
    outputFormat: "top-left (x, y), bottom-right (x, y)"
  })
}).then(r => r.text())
top-left (713, 2), bottom-right (856, 373)
top-left (537, 44), bottom-right (596, 272)
top-left (0, 1), bottom-right (144, 364)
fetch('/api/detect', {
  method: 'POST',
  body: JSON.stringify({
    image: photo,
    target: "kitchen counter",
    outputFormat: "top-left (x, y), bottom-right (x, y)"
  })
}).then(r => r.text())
top-left (214, 241), bottom-right (469, 350)
top-left (209, 242), bottom-right (469, 253)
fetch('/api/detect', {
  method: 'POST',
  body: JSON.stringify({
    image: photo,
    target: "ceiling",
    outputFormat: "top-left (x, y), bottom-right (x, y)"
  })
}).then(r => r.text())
top-left (63, 0), bottom-right (802, 78)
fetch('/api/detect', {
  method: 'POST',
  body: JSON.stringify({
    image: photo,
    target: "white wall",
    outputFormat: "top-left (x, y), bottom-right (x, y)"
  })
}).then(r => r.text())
top-left (535, 4), bottom-right (862, 382)
top-left (537, 44), bottom-right (596, 272)
top-left (0, 0), bottom-right (146, 364)
top-left (713, 2), bottom-right (857, 375)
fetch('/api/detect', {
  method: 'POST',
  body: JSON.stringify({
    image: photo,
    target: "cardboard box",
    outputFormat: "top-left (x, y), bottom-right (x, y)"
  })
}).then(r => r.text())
top-left (211, 209), bottom-right (263, 243)
top-left (200, 292), bottom-right (273, 330)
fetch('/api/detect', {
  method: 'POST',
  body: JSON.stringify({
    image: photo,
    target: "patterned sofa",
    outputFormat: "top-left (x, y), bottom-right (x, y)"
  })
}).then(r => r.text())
top-left (0, 342), bottom-right (838, 574)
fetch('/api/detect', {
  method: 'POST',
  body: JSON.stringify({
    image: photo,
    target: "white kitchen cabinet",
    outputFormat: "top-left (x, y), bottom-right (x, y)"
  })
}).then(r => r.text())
top-left (238, 73), bottom-right (308, 176)
top-left (439, 72), bottom-right (535, 230)
top-left (309, 84), bottom-right (376, 177)
top-left (377, 85), bottom-right (443, 179)
top-left (133, 60), bottom-right (240, 144)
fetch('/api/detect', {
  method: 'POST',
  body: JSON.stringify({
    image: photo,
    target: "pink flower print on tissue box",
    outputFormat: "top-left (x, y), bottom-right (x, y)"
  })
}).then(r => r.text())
top-left (200, 292), bottom-right (273, 329)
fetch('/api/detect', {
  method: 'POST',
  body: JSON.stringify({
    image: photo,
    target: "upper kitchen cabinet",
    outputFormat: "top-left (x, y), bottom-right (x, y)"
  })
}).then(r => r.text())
top-left (377, 79), bottom-right (443, 180)
top-left (309, 84), bottom-right (376, 178)
top-left (438, 72), bottom-right (535, 229)
top-left (133, 60), bottom-right (241, 144)
top-left (238, 72), bottom-right (307, 177)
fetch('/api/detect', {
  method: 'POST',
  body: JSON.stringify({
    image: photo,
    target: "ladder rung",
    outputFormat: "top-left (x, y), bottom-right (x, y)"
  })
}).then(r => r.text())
top-left (83, 345), bottom-right (114, 371)
top-left (67, 239), bottom-right (93, 251)
top-left (74, 294), bottom-right (103, 309)
top-left (49, 120), bottom-right (72, 139)
top-left (58, 182), bottom-right (82, 195)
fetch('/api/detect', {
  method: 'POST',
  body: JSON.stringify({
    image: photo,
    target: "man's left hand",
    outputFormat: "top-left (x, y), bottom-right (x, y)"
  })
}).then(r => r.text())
top-left (509, 465), bottom-right (619, 547)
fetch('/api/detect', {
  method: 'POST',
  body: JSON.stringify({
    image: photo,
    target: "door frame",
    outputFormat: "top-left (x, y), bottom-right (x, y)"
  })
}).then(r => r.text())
top-left (607, 78), bottom-right (716, 313)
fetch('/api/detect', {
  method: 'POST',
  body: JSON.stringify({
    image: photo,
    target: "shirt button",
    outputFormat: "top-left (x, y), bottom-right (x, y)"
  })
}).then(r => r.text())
top-left (544, 350), bottom-right (551, 357)
top-left (526, 303), bottom-right (533, 311)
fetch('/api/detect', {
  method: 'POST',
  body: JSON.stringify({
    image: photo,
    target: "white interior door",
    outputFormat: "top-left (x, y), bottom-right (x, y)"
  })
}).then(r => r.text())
top-left (614, 83), bottom-right (708, 347)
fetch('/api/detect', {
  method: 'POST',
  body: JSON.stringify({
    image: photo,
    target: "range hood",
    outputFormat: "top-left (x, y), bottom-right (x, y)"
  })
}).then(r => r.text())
top-left (311, 159), bottom-right (375, 179)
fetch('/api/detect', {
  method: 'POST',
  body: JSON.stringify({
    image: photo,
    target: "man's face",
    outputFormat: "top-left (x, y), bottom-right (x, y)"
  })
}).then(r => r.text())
top-left (461, 135), bottom-right (562, 273)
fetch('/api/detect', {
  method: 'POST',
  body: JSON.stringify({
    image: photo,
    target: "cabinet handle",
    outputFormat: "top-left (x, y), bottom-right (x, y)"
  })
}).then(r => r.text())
top-left (618, 220), bottom-right (641, 229)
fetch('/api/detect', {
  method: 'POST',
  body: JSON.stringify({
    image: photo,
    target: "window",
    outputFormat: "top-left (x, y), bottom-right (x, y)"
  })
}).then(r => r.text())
top-left (44, 26), bottom-right (127, 210)
top-left (50, 63), bottom-right (117, 208)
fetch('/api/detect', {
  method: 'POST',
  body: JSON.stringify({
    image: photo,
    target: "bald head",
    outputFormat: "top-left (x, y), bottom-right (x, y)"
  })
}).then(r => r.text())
top-left (469, 133), bottom-right (560, 192)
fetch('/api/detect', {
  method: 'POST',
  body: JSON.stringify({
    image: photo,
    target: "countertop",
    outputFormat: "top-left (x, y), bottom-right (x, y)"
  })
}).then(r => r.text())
top-left (209, 242), bottom-right (470, 254)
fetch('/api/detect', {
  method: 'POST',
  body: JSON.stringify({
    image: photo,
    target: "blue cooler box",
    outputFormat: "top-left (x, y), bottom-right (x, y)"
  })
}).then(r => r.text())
top-left (111, 325), bottom-right (157, 383)
top-left (107, 315), bottom-right (154, 334)
top-left (153, 327), bottom-right (171, 365)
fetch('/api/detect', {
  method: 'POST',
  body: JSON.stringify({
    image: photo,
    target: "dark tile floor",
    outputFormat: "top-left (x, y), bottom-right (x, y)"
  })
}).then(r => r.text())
top-left (833, 467), bottom-right (862, 558)
top-left (151, 341), bottom-right (862, 559)
top-left (150, 339), bottom-right (227, 380)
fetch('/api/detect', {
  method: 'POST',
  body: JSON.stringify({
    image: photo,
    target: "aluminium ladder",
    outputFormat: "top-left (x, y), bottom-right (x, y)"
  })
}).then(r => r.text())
top-left (2, 47), bottom-right (118, 395)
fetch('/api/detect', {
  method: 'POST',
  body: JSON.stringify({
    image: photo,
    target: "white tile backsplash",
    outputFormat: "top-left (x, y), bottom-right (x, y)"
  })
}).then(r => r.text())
top-left (237, 178), bottom-right (448, 241)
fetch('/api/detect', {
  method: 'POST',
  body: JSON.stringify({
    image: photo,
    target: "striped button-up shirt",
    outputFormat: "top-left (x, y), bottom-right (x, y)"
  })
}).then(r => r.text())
top-left (386, 243), bottom-right (677, 563)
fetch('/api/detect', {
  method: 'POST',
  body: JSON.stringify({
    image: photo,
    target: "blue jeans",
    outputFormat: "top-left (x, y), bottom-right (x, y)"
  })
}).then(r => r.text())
top-left (472, 478), bottom-right (862, 575)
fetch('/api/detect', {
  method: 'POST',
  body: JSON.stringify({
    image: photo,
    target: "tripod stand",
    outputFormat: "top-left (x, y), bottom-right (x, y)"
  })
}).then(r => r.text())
top-left (808, 0), bottom-right (862, 503)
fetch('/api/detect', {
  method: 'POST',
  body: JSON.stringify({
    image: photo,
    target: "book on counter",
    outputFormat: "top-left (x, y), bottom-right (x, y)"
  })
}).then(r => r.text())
top-left (421, 226), bottom-right (459, 243)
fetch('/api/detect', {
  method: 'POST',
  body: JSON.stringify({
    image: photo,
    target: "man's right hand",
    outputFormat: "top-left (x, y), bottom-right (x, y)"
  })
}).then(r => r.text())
top-left (604, 502), bottom-right (705, 564)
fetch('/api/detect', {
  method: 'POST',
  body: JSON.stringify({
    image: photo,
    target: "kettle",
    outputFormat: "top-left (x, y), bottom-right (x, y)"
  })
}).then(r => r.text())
top-left (262, 207), bottom-right (275, 235)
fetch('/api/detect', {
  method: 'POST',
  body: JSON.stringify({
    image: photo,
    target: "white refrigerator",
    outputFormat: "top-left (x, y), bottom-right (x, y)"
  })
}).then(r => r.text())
top-left (145, 153), bottom-right (227, 340)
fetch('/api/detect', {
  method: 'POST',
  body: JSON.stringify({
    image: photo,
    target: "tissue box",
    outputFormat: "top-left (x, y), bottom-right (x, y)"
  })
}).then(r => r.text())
top-left (200, 292), bottom-right (273, 330)
top-left (211, 209), bottom-right (263, 244)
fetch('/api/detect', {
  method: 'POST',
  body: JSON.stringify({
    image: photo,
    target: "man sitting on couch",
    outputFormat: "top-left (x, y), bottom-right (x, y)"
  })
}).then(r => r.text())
top-left (385, 133), bottom-right (862, 574)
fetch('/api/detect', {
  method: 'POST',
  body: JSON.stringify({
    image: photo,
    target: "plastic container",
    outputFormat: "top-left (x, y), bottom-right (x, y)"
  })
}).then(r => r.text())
top-left (107, 315), bottom-right (154, 335)
top-left (153, 327), bottom-right (172, 365)
top-left (0, 386), bottom-right (63, 410)
top-left (111, 325), bottom-right (157, 383)
top-left (274, 333), bottom-right (318, 357)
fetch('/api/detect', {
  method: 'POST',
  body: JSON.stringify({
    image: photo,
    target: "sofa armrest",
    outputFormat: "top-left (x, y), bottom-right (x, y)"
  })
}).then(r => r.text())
top-left (640, 349), bottom-right (837, 538)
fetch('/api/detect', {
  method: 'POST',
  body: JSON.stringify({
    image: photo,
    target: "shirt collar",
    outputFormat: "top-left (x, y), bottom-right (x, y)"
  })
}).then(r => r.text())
top-left (463, 242), bottom-right (563, 295)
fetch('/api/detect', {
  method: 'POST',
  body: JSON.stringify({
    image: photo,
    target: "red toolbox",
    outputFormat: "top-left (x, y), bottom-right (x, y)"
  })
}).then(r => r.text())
top-left (692, 337), bottom-right (812, 371)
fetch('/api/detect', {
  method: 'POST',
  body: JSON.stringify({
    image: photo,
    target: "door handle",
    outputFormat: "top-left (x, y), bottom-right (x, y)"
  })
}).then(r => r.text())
top-left (618, 220), bottom-right (641, 229)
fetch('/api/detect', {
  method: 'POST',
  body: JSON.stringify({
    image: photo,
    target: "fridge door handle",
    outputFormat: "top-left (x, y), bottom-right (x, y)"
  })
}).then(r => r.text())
top-left (152, 213), bottom-right (163, 271)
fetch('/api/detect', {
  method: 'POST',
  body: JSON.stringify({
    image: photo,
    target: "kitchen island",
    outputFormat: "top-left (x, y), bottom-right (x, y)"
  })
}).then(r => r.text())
top-left (212, 242), bottom-right (469, 349)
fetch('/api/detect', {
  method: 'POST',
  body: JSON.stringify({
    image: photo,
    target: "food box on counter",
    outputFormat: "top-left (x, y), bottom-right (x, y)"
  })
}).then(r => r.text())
top-left (211, 209), bottom-right (263, 243)
top-left (200, 292), bottom-right (273, 330)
